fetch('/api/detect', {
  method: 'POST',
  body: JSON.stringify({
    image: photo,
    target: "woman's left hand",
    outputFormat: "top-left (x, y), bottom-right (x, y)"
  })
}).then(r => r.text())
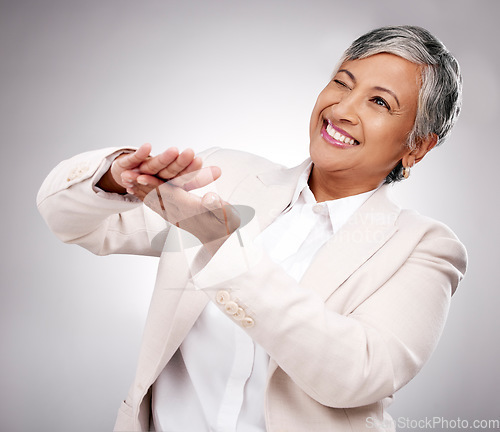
top-left (123, 166), bottom-right (241, 253)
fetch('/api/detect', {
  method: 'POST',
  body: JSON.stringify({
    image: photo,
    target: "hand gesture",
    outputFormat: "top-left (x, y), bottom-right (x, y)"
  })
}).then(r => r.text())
top-left (97, 143), bottom-right (204, 193)
top-left (105, 144), bottom-right (240, 253)
top-left (125, 167), bottom-right (240, 252)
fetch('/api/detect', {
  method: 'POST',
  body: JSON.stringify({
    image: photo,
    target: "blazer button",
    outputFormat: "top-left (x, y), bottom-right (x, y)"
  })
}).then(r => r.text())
top-left (232, 307), bottom-right (245, 321)
top-left (241, 317), bottom-right (255, 328)
top-left (216, 290), bottom-right (230, 305)
top-left (224, 301), bottom-right (239, 315)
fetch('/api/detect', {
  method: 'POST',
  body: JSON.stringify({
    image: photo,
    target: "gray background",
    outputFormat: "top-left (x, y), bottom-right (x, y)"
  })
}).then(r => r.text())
top-left (1, 0), bottom-right (499, 431)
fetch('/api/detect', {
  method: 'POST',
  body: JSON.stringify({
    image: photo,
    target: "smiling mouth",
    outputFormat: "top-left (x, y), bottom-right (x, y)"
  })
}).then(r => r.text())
top-left (322, 120), bottom-right (360, 146)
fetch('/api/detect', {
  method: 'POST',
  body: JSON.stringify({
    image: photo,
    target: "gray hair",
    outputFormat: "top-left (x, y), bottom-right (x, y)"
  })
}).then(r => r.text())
top-left (337, 26), bottom-right (462, 183)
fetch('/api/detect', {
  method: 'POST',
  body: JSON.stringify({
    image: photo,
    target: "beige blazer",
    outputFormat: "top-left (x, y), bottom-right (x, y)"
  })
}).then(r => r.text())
top-left (37, 147), bottom-right (467, 432)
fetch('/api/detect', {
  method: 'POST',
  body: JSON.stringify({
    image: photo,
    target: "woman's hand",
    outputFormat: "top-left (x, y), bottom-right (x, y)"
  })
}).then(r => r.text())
top-left (97, 143), bottom-right (203, 193)
top-left (98, 143), bottom-right (236, 252)
top-left (137, 146), bottom-right (203, 182)
top-left (124, 168), bottom-right (240, 254)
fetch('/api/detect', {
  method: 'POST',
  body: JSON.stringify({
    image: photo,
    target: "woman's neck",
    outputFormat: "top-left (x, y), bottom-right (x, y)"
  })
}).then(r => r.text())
top-left (308, 165), bottom-right (383, 202)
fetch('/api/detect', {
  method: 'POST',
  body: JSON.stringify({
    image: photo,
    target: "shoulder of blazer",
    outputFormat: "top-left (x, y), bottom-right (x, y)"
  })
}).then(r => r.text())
top-left (351, 185), bottom-right (467, 288)
top-left (367, 186), bottom-right (466, 260)
top-left (395, 208), bottom-right (468, 286)
top-left (397, 208), bottom-right (464, 245)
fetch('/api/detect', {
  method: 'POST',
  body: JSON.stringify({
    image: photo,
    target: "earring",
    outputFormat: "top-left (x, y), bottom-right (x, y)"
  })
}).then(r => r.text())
top-left (402, 166), bottom-right (411, 179)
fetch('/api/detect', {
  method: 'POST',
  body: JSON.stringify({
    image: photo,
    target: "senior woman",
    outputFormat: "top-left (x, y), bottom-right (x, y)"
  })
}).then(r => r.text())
top-left (38, 26), bottom-right (466, 432)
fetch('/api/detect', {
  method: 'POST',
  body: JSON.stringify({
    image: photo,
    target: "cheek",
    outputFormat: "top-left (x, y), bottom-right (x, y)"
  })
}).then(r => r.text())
top-left (369, 117), bottom-right (410, 149)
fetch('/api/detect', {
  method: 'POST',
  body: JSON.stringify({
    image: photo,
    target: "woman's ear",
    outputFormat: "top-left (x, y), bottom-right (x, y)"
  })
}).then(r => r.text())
top-left (403, 134), bottom-right (438, 167)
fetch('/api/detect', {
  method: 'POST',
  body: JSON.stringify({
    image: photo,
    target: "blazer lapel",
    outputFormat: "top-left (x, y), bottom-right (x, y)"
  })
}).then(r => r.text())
top-left (266, 185), bottom-right (401, 383)
top-left (229, 163), bottom-right (401, 303)
top-left (299, 184), bottom-right (401, 301)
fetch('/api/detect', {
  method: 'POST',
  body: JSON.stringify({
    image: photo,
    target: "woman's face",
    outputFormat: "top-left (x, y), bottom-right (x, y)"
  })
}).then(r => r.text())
top-left (309, 53), bottom-right (421, 194)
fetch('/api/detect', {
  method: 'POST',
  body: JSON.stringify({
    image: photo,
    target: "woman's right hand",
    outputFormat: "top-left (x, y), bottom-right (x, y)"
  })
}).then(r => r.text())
top-left (97, 143), bottom-right (203, 193)
top-left (97, 143), bottom-right (231, 252)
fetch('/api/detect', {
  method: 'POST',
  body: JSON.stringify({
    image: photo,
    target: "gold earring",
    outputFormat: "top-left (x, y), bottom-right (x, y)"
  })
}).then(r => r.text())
top-left (402, 166), bottom-right (411, 179)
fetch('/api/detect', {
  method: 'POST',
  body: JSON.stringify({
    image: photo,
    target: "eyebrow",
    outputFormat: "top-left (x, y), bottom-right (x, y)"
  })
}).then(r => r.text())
top-left (337, 69), bottom-right (401, 109)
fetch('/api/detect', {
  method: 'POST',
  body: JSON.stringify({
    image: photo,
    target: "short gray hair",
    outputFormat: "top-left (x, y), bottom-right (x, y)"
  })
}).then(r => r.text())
top-left (337, 26), bottom-right (462, 182)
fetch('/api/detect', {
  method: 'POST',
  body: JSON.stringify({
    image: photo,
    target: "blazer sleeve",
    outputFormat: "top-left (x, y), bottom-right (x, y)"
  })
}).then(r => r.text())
top-left (37, 147), bottom-right (168, 256)
top-left (37, 146), bottom-right (245, 256)
top-left (192, 215), bottom-right (467, 409)
top-left (37, 146), bottom-right (277, 257)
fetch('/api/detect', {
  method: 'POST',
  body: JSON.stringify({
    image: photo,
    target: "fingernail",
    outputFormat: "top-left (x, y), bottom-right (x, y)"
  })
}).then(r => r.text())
top-left (137, 177), bottom-right (148, 186)
top-left (126, 188), bottom-right (135, 195)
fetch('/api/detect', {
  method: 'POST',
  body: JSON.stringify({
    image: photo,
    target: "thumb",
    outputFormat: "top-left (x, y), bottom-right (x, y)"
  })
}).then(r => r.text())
top-left (115, 143), bottom-right (152, 171)
top-left (201, 192), bottom-right (223, 211)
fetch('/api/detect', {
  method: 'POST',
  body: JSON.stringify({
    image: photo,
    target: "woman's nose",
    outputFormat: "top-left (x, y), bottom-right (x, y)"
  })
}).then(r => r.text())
top-left (330, 93), bottom-right (359, 125)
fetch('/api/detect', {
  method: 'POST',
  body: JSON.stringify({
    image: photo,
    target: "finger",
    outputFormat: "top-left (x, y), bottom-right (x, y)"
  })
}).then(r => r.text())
top-left (177, 156), bottom-right (203, 177)
top-left (121, 171), bottom-right (165, 201)
top-left (136, 174), bottom-right (166, 188)
top-left (125, 185), bottom-right (144, 200)
top-left (156, 148), bottom-right (196, 180)
top-left (121, 170), bottom-right (164, 188)
top-left (179, 166), bottom-right (221, 191)
top-left (115, 143), bottom-right (152, 170)
top-left (120, 169), bottom-right (139, 187)
top-left (138, 147), bottom-right (179, 176)
top-left (182, 167), bottom-right (221, 191)
top-left (132, 176), bottom-right (183, 207)
top-left (126, 178), bottom-right (169, 209)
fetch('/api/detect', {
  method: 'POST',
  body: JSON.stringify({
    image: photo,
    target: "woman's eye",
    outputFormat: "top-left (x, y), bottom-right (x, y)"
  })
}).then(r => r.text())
top-left (371, 96), bottom-right (391, 110)
top-left (333, 79), bottom-right (350, 89)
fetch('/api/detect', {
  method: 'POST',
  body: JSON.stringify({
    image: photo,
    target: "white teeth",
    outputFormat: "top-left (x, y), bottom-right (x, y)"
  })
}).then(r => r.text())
top-left (325, 122), bottom-right (357, 145)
